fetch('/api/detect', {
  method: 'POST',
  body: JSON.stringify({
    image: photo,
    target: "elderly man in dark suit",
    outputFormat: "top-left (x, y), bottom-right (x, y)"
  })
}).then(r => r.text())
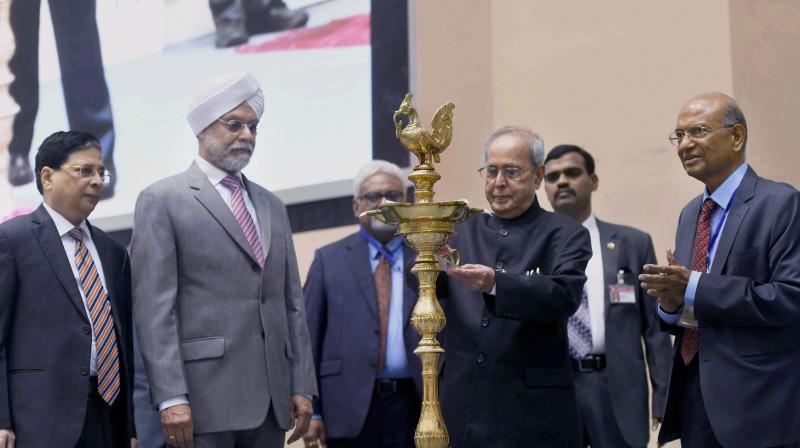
top-left (0, 131), bottom-right (136, 447)
top-left (303, 160), bottom-right (421, 448)
top-left (544, 145), bottom-right (672, 448)
top-left (640, 92), bottom-right (800, 448)
top-left (438, 126), bottom-right (592, 448)
top-left (132, 72), bottom-right (316, 448)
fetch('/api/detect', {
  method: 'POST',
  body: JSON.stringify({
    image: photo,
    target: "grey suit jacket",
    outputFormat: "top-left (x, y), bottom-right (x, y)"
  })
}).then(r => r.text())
top-left (596, 220), bottom-right (672, 447)
top-left (131, 162), bottom-right (316, 434)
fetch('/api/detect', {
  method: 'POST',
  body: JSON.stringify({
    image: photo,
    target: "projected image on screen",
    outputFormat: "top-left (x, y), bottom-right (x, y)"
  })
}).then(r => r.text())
top-left (1, 0), bottom-right (373, 224)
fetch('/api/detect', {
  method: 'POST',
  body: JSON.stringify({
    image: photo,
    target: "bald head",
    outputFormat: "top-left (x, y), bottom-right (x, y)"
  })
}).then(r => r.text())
top-left (674, 93), bottom-right (748, 191)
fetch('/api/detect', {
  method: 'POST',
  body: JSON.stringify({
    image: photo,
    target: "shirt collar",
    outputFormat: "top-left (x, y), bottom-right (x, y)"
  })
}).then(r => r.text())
top-left (581, 214), bottom-right (598, 232)
top-left (703, 162), bottom-right (748, 210)
top-left (195, 155), bottom-right (244, 187)
top-left (366, 234), bottom-right (403, 260)
top-left (42, 202), bottom-right (91, 240)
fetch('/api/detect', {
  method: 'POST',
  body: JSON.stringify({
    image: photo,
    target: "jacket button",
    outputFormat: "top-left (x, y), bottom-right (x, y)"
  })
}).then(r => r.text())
top-left (261, 295), bottom-right (267, 304)
top-left (477, 353), bottom-right (485, 364)
top-left (83, 326), bottom-right (91, 335)
top-left (495, 261), bottom-right (504, 270)
top-left (260, 331), bottom-right (265, 339)
top-left (80, 367), bottom-right (89, 376)
top-left (481, 317), bottom-right (489, 328)
top-left (252, 264), bottom-right (261, 272)
top-left (500, 228), bottom-right (508, 236)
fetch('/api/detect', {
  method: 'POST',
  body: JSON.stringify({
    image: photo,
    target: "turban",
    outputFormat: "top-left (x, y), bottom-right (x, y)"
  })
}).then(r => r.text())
top-left (187, 72), bottom-right (265, 135)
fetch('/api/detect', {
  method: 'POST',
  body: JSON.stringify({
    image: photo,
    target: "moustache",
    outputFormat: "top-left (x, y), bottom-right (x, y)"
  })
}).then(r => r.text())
top-left (555, 188), bottom-right (576, 198)
top-left (229, 142), bottom-right (254, 154)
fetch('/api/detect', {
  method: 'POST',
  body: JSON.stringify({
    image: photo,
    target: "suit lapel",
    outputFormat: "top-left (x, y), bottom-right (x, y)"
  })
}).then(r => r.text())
top-left (709, 168), bottom-right (756, 274)
top-left (345, 234), bottom-right (379, 318)
top-left (597, 220), bottom-right (617, 313)
top-left (244, 176), bottom-right (272, 258)
top-left (676, 196), bottom-right (702, 267)
top-left (30, 206), bottom-right (89, 323)
top-left (189, 163), bottom-right (260, 266)
top-left (402, 244), bottom-right (417, 326)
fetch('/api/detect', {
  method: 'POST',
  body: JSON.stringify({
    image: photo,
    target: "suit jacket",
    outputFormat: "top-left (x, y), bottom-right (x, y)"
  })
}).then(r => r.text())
top-left (438, 199), bottom-right (591, 448)
top-left (659, 167), bottom-right (800, 448)
top-left (0, 205), bottom-right (135, 447)
top-left (131, 162), bottom-right (317, 434)
top-left (595, 219), bottom-right (672, 446)
top-left (303, 232), bottom-right (421, 439)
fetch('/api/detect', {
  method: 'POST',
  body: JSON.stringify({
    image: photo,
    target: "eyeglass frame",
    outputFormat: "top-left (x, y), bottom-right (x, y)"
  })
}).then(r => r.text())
top-left (356, 190), bottom-right (405, 206)
top-left (478, 164), bottom-right (530, 181)
top-left (668, 124), bottom-right (736, 146)
top-left (217, 118), bottom-right (259, 135)
top-left (59, 164), bottom-right (113, 184)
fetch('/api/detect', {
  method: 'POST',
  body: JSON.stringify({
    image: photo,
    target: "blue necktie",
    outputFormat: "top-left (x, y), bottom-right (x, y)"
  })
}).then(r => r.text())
top-left (568, 288), bottom-right (592, 359)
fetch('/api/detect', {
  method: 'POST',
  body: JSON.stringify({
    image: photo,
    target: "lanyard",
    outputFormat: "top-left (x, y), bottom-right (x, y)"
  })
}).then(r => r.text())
top-left (705, 191), bottom-right (737, 273)
top-left (359, 228), bottom-right (398, 266)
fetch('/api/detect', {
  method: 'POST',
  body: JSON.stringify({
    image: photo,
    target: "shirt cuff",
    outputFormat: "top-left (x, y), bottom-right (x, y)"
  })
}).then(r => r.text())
top-left (159, 395), bottom-right (189, 412)
top-left (658, 304), bottom-right (683, 326)
top-left (312, 414), bottom-right (322, 420)
top-left (489, 284), bottom-right (496, 296)
top-left (684, 271), bottom-right (701, 306)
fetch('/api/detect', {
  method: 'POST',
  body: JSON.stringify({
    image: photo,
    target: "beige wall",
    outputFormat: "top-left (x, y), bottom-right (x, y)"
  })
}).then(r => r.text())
top-left (288, 1), bottom-right (800, 446)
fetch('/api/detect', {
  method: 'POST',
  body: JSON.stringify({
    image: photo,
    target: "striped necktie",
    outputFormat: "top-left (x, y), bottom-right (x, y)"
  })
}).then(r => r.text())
top-left (220, 175), bottom-right (265, 267)
top-left (568, 288), bottom-right (592, 359)
top-left (69, 228), bottom-right (120, 405)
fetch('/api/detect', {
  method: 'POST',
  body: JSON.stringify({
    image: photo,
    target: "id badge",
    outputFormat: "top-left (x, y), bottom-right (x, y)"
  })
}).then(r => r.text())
top-left (609, 284), bottom-right (636, 304)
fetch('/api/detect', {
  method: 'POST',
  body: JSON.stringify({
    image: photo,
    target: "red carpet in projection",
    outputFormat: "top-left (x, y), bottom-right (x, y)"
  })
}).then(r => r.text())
top-left (236, 13), bottom-right (370, 53)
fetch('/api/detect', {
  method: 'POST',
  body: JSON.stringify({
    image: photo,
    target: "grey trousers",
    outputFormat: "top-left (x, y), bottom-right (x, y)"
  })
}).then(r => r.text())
top-left (193, 408), bottom-right (284, 448)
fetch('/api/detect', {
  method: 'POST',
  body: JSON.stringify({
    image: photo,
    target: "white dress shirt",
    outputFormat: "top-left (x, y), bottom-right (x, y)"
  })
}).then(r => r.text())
top-left (195, 156), bottom-right (262, 244)
top-left (160, 157), bottom-right (263, 412)
top-left (43, 202), bottom-right (107, 376)
top-left (582, 214), bottom-right (606, 354)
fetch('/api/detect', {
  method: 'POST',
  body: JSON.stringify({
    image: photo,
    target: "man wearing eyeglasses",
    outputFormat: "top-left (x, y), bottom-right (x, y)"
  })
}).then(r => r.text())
top-left (543, 145), bottom-right (672, 448)
top-left (0, 131), bottom-right (137, 447)
top-left (303, 160), bottom-right (422, 448)
top-left (436, 126), bottom-right (592, 447)
top-left (640, 93), bottom-right (800, 448)
top-left (131, 72), bottom-right (316, 448)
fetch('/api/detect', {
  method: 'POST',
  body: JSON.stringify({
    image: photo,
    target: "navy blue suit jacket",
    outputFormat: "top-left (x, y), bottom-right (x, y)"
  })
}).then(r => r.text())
top-left (303, 232), bottom-right (421, 439)
top-left (0, 205), bottom-right (135, 446)
top-left (659, 167), bottom-right (800, 448)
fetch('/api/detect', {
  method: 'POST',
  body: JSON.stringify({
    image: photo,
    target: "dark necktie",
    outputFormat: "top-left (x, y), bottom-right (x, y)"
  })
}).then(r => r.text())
top-left (69, 228), bottom-right (121, 405)
top-left (681, 198), bottom-right (717, 365)
top-left (375, 255), bottom-right (392, 372)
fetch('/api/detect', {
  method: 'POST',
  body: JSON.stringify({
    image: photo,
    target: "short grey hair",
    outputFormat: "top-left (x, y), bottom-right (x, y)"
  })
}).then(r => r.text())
top-left (721, 100), bottom-right (748, 151)
top-left (353, 160), bottom-right (408, 197)
top-left (482, 126), bottom-right (545, 166)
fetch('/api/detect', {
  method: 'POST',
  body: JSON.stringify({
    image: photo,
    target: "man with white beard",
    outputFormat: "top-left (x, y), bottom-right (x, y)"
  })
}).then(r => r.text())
top-left (303, 160), bottom-right (422, 448)
top-left (131, 72), bottom-right (316, 448)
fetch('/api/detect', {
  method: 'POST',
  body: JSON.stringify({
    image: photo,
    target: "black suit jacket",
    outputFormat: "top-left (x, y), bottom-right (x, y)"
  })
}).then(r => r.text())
top-left (595, 219), bottom-right (672, 446)
top-left (304, 232), bottom-right (421, 439)
top-left (0, 205), bottom-right (135, 446)
top-left (659, 167), bottom-right (800, 448)
top-left (438, 199), bottom-right (591, 448)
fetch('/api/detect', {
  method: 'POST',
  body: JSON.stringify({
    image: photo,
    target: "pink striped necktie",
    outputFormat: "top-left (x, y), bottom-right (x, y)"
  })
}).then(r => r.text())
top-left (69, 227), bottom-right (121, 405)
top-left (220, 175), bottom-right (265, 267)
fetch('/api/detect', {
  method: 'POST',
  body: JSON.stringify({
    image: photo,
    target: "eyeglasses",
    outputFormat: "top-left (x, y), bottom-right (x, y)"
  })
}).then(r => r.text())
top-left (668, 124), bottom-right (734, 146)
top-left (478, 165), bottom-right (527, 181)
top-left (357, 190), bottom-right (404, 206)
top-left (217, 118), bottom-right (259, 135)
top-left (60, 164), bottom-right (112, 184)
